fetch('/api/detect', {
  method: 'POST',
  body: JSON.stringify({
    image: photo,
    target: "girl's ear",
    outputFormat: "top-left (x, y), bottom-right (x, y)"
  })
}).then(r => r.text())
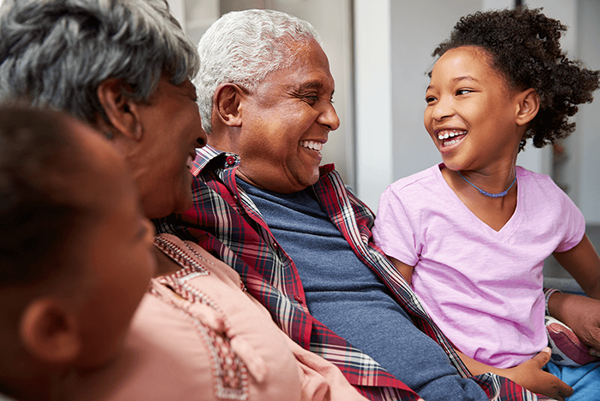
top-left (19, 298), bottom-right (81, 364)
top-left (96, 79), bottom-right (143, 141)
top-left (515, 88), bottom-right (540, 126)
top-left (214, 83), bottom-right (245, 128)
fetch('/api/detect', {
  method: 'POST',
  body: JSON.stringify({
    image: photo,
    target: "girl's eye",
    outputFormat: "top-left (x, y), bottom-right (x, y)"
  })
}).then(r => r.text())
top-left (425, 95), bottom-right (436, 103)
top-left (456, 89), bottom-right (472, 96)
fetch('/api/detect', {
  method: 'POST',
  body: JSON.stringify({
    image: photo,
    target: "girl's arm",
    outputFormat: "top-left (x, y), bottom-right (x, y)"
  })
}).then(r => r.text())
top-left (553, 234), bottom-right (600, 299)
top-left (387, 256), bottom-right (414, 285)
top-left (456, 349), bottom-right (572, 400)
top-left (550, 234), bottom-right (600, 352)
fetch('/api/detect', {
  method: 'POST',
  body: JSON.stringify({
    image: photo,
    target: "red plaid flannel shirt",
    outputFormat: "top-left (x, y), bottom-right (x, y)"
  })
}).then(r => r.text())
top-left (156, 145), bottom-right (546, 401)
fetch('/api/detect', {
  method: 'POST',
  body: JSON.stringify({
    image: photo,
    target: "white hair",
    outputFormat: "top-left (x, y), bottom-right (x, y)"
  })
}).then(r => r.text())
top-left (195, 9), bottom-right (322, 133)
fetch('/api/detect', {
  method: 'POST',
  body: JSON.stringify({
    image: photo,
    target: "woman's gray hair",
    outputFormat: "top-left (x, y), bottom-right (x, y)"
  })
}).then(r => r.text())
top-left (0, 0), bottom-right (199, 124)
top-left (196, 9), bottom-right (322, 134)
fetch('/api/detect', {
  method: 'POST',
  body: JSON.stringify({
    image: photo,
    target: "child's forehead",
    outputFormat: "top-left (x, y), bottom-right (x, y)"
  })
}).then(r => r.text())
top-left (431, 47), bottom-right (508, 85)
top-left (437, 46), bottom-right (492, 69)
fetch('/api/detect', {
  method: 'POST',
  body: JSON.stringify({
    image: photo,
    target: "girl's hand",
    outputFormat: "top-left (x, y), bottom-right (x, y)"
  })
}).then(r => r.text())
top-left (456, 348), bottom-right (573, 400)
top-left (503, 348), bottom-right (573, 401)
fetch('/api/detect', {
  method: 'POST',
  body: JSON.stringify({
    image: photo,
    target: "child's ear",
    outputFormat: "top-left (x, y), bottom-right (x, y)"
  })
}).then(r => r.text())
top-left (515, 88), bottom-right (540, 126)
top-left (96, 79), bottom-right (143, 141)
top-left (214, 83), bottom-right (244, 128)
top-left (19, 298), bottom-right (81, 364)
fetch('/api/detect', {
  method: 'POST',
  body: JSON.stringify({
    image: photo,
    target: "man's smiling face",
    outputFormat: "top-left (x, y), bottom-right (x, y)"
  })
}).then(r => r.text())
top-left (234, 38), bottom-right (340, 194)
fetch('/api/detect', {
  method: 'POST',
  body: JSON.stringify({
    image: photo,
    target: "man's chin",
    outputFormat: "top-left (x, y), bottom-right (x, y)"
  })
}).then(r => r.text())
top-left (298, 171), bottom-right (321, 190)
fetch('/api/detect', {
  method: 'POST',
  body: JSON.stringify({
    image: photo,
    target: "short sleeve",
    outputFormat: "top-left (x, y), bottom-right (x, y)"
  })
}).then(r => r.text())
top-left (554, 185), bottom-right (586, 253)
top-left (372, 184), bottom-right (420, 266)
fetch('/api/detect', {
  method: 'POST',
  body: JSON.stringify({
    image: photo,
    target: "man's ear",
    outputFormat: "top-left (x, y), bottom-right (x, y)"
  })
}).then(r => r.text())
top-left (515, 88), bottom-right (540, 126)
top-left (19, 298), bottom-right (81, 364)
top-left (96, 79), bottom-right (143, 141)
top-left (214, 83), bottom-right (244, 127)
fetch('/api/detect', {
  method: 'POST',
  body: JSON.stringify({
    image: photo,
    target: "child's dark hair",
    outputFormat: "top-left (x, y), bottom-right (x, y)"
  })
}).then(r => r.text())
top-left (432, 7), bottom-right (600, 150)
top-left (0, 107), bottom-right (89, 287)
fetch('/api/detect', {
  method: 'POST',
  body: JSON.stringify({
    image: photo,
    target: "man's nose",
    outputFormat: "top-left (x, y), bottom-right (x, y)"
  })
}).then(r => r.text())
top-left (319, 102), bottom-right (340, 131)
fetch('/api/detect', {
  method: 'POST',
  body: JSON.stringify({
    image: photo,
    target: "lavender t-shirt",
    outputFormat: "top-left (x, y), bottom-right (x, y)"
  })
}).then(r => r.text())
top-left (373, 164), bottom-right (585, 368)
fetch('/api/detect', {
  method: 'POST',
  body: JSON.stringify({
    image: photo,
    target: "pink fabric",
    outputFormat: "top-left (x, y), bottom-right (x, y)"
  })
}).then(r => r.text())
top-left (69, 234), bottom-right (367, 401)
top-left (373, 164), bottom-right (585, 368)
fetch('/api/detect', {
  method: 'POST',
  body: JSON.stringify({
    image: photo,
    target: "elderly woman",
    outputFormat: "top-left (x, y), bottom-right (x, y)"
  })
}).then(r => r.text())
top-left (0, 0), bottom-right (205, 219)
top-left (0, 1), bottom-right (368, 400)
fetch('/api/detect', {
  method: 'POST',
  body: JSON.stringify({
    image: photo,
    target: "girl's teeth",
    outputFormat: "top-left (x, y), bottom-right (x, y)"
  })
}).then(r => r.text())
top-left (437, 130), bottom-right (466, 140)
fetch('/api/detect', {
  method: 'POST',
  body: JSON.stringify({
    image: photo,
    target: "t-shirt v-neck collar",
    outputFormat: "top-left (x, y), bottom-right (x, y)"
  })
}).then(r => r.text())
top-left (434, 163), bottom-right (523, 238)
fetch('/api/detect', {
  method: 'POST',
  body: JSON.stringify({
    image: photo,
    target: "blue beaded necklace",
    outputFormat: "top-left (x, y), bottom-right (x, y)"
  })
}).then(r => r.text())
top-left (457, 171), bottom-right (517, 198)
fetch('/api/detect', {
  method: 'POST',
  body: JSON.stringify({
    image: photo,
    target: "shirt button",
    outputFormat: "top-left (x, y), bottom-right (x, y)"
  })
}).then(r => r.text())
top-left (294, 295), bottom-right (303, 304)
top-left (225, 156), bottom-right (236, 166)
top-left (272, 242), bottom-right (278, 250)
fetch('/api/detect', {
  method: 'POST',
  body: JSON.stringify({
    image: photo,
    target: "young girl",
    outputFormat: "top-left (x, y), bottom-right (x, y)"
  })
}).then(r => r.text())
top-left (0, 107), bottom-right (157, 401)
top-left (373, 7), bottom-right (600, 400)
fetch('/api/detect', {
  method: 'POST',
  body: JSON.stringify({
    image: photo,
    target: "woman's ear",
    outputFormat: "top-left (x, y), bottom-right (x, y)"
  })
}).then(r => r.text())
top-left (19, 298), bottom-right (81, 364)
top-left (214, 83), bottom-right (244, 128)
top-left (515, 88), bottom-right (540, 126)
top-left (96, 79), bottom-right (143, 141)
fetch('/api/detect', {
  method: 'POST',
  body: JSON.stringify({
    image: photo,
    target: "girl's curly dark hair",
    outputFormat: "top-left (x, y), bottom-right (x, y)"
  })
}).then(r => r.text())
top-left (432, 7), bottom-right (600, 150)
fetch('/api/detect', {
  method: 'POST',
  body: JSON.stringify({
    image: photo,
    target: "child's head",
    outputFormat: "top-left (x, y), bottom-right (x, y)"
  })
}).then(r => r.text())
top-left (0, 107), bottom-right (155, 399)
top-left (429, 7), bottom-right (600, 151)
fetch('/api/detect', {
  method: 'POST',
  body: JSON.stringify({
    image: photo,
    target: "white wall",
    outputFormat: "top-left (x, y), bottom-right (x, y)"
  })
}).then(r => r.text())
top-left (354, 0), bottom-right (393, 209)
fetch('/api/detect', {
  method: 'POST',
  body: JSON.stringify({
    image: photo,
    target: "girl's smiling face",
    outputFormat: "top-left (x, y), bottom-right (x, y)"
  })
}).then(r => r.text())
top-left (424, 46), bottom-right (525, 174)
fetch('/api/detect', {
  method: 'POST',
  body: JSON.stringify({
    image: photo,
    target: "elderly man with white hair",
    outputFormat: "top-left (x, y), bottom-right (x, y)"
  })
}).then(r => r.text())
top-left (157, 9), bottom-right (551, 401)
